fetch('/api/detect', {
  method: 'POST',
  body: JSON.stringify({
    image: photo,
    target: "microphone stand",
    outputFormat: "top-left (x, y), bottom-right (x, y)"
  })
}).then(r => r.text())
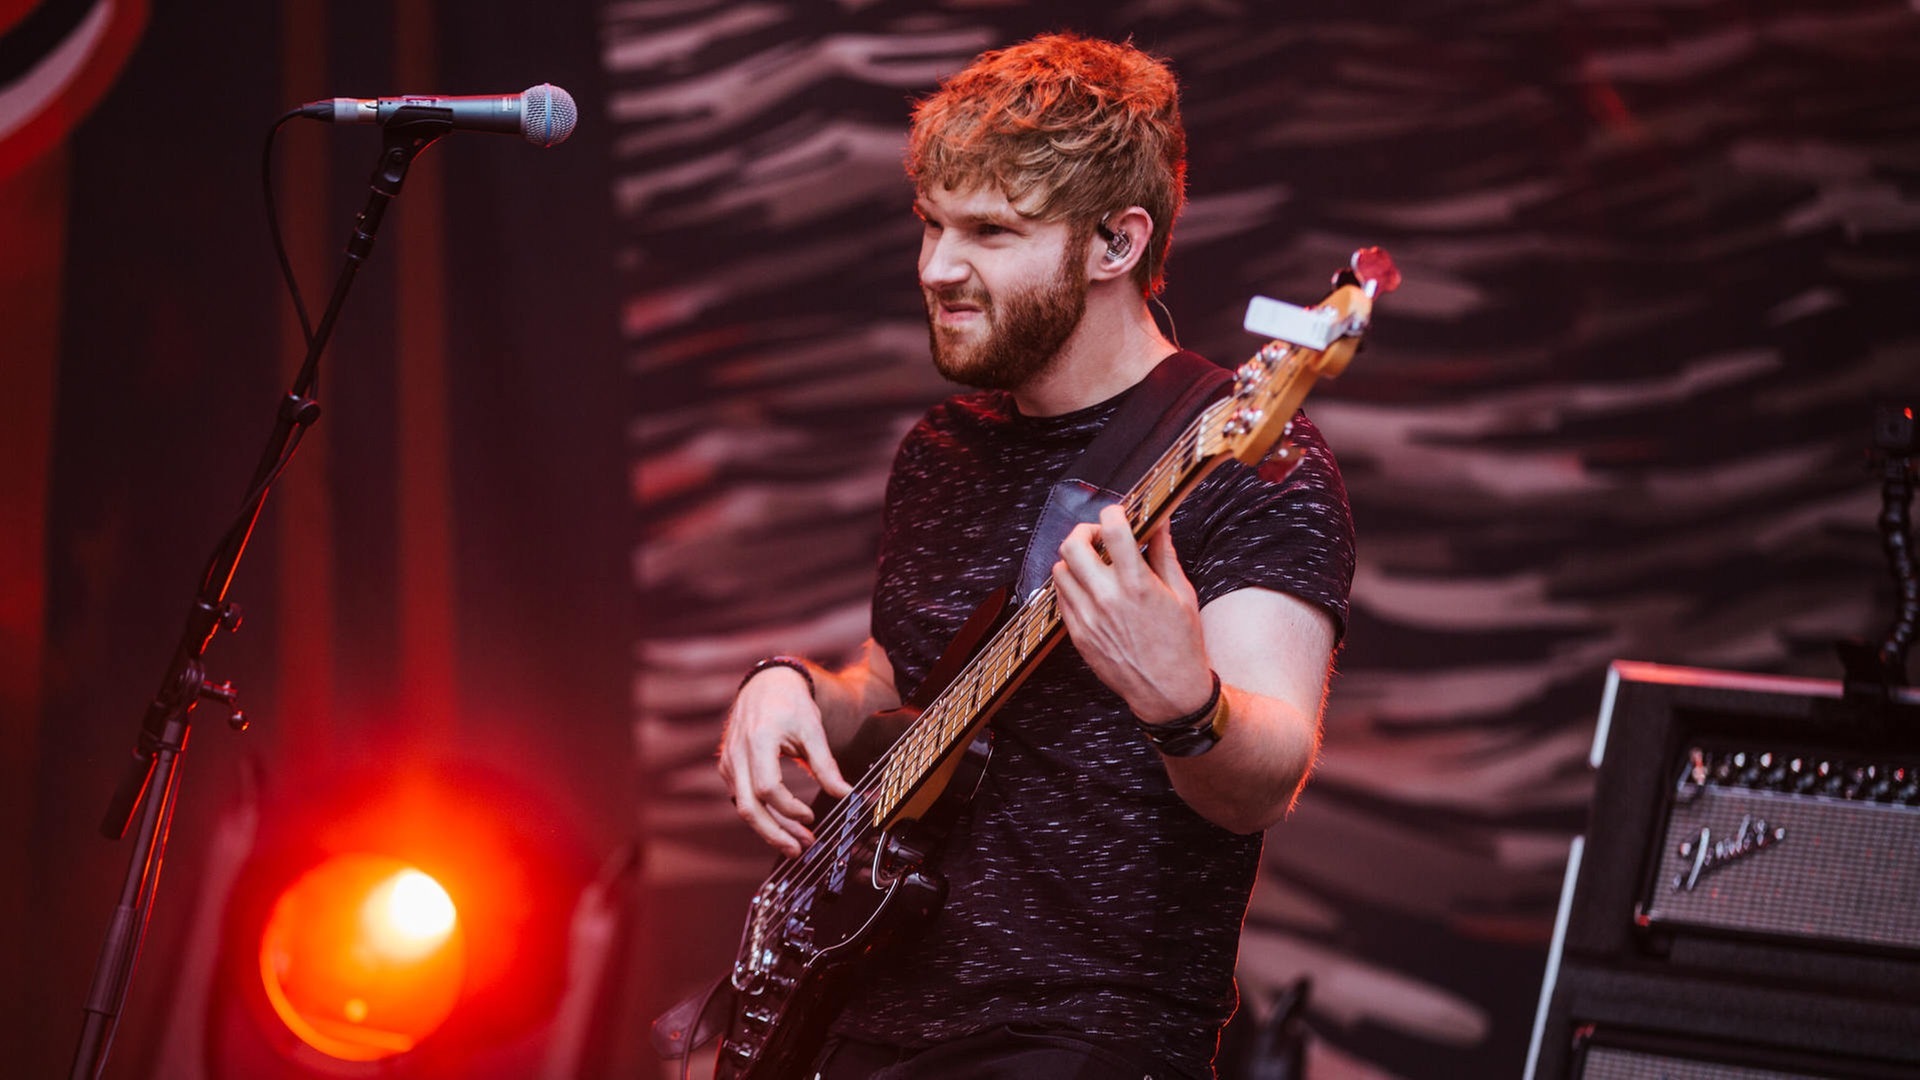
top-left (70, 110), bottom-right (453, 1080)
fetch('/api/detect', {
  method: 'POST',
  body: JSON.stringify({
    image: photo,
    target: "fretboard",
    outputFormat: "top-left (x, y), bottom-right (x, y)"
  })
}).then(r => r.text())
top-left (868, 341), bottom-right (1312, 825)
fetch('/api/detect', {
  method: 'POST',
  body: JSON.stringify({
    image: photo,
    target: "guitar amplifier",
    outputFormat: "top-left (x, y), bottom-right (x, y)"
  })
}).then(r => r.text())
top-left (1525, 662), bottom-right (1920, 1080)
top-left (1640, 743), bottom-right (1920, 953)
top-left (1577, 1039), bottom-right (1899, 1080)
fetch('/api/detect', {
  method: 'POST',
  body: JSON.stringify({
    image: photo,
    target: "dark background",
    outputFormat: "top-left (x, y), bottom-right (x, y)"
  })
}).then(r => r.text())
top-left (4, 1), bottom-right (1917, 1077)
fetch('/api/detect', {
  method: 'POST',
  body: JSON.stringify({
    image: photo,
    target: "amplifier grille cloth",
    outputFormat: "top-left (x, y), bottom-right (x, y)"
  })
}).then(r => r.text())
top-left (1581, 1046), bottom-right (1838, 1080)
top-left (1643, 786), bottom-right (1920, 951)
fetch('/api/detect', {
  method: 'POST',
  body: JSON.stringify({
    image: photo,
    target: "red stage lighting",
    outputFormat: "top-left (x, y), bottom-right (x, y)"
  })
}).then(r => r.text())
top-left (257, 854), bottom-right (468, 1062)
top-left (209, 762), bottom-right (600, 1078)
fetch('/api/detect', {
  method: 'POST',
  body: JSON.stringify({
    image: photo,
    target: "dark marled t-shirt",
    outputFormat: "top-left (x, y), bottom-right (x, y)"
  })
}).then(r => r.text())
top-left (832, 379), bottom-right (1354, 1079)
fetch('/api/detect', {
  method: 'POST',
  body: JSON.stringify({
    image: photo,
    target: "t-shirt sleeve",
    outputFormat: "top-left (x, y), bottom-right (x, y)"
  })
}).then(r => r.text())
top-left (1172, 409), bottom-right (1355, 641)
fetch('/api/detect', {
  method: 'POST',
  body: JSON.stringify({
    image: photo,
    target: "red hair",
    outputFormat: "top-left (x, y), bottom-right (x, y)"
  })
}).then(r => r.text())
top-left (907, 33), bottom-right (1188, 295)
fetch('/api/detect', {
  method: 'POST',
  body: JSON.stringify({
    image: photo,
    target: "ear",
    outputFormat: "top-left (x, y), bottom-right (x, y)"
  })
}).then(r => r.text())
top-left (1088, 206), bottom-right (1153, 284)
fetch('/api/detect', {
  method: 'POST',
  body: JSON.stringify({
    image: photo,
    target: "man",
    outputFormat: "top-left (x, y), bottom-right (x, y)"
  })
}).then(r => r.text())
top-left (717, 32), bottom-right (1353, 1080)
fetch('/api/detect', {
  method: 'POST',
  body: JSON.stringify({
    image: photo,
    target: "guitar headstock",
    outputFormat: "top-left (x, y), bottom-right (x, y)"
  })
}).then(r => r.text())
top-left (1207, 247), bottom-right (1396, 466)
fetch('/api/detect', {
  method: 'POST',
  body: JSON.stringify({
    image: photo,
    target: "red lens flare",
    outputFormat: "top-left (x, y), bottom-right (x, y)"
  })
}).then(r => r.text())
top-left (257, 853), bottom-right (467, 1062)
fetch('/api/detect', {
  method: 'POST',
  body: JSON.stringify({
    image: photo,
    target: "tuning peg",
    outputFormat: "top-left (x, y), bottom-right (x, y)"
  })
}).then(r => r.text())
top-left (1351, 247), bottom-right (1400, 297)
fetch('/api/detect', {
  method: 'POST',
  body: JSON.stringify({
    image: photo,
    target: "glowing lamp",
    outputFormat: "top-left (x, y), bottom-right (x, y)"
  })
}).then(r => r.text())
top-left (258, 853), bottom-right (467, 1062)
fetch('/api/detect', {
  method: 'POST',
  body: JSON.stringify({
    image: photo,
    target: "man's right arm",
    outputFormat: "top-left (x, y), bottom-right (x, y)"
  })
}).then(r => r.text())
top-left (718, 638), bottom-right (900, 856)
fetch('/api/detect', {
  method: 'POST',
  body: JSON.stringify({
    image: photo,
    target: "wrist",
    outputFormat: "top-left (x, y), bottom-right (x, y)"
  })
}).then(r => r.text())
top-left (1131, 667), bottom-right (1219, 726)
top-left (740, 656), bottom-right (815, 699)
top-left (1136, 670), bottom-right (1228, 758)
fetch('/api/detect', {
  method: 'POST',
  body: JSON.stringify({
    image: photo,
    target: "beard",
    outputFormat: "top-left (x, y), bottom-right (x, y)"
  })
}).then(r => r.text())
top-left (924, 244), bottom-right (1088, 392)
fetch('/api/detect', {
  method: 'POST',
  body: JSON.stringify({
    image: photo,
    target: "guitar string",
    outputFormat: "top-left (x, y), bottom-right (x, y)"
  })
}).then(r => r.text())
top-left (741, 368), bottom-right (1273, 942)
top-left (742, 349), bottom-right (1304, 946)
top-left (743, 407), bottom-right (1225, 938)
top-left (743, 352), bottom-right (1293, 937)
top-left (776, 396), bottom-right (1208, 833)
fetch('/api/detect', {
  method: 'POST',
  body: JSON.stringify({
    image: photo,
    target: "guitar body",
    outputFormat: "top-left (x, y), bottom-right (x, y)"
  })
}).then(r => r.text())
top-left (714, 590), bottom-right (1012, 1079)
top-left (697, 251), bottom-right (1394, 1080)
top-left (715, 730), bottom-right (991, 1079)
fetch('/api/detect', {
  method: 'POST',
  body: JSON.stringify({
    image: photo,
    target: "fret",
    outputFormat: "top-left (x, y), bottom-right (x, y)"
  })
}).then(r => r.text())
top-left (864, 266), bottom-right (1381, 833)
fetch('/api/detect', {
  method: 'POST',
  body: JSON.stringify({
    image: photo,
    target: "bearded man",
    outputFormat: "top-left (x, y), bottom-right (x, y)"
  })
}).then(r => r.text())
top-left (717, 32), bottom-right (1354, 1080)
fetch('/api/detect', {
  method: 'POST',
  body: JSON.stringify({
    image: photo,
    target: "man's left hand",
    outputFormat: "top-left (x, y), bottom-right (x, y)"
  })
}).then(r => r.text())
top-left (1052, 504), bottom-right (1215, 723)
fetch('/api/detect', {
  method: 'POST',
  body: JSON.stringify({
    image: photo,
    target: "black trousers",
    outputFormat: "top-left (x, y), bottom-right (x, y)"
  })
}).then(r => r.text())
top-left (812, 1025), bottom-right (1166, 1079)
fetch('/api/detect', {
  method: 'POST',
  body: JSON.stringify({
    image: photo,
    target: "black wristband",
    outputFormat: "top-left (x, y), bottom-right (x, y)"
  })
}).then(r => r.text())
top-left (740, 655), bottom-right (815, 698)
top-left (1135, 671), bottom-right (1227, 757)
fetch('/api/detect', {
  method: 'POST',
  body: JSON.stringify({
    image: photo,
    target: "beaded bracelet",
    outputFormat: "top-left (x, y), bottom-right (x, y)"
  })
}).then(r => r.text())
top-left (1135, 670), bottom-right (1228, 757)
top-left (740, 655), bottom-right (815, 698)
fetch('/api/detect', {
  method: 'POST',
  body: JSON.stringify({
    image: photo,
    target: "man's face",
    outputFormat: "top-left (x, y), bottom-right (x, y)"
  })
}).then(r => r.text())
top-left (915, 185), bottom-right (1088, 392)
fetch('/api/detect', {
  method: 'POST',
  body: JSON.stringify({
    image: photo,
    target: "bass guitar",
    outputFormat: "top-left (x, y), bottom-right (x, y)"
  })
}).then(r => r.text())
top-left (694, 248), bottom-right (1398, 1079)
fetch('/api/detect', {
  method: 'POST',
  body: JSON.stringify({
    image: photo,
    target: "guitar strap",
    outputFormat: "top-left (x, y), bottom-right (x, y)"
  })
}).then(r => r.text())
top-left (650, 353), bottom-right (1235, 1066)
top-left (1013, 349), bottom-right (1233, 601)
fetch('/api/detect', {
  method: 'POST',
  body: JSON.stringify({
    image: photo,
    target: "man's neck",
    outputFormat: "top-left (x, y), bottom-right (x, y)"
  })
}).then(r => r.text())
top-left (1011, 290), bottom-right (1177, 417)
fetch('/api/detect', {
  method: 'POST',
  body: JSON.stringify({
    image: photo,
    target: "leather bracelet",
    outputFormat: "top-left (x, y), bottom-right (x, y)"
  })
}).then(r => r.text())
top-left (740, 656), bottom-right (815, 698)
top-left (1136, 670), bottom-right (1227, 757)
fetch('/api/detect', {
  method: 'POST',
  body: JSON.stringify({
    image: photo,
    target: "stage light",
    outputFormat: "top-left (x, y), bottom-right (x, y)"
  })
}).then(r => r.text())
top-left (208, 763), bottom-right (598, 1078)
top-left (257, 853), bottom-right (468, 1062)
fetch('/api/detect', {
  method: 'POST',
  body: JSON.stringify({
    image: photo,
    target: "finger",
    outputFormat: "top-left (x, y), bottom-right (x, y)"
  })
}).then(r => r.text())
top-left (1097, 505), bottom-right (1147, 578)
top-left (743, 738), bottom-right (815, 854)
top-left (1147, 526), bottom-right (1197, 604)
top-left (761, 774), bottom-right (817, 826)
top-left (744, 745), bottom-right (814, 845)
top-left (726, 758), bottom-right (803, 856)
top-left (1056, 522), bottom-right (1113, 582)
top-left (798, 724), bottom-right (853, 799)
top-left (1051, 558), bottom-right (1092, 637)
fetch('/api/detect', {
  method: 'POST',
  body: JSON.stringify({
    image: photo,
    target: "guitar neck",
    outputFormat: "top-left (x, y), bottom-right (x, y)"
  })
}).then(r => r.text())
top-left (868, 345), bottom-right (1317, 825)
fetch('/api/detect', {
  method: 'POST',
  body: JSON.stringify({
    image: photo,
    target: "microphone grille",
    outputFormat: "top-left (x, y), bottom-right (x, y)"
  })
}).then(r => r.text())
top-left (521, 83), bottom-right (578, 147)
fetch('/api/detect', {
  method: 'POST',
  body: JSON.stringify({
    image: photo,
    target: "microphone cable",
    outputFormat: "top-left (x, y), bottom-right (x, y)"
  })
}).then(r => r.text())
top-left (192, 109), bottom-right (321, 596)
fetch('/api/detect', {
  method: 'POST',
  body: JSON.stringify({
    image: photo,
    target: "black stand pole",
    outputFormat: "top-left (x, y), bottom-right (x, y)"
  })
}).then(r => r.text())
top-left (69, 113), bottom-right (451, 1080)
top-left (1838, 401), bottom-right (1918, 705)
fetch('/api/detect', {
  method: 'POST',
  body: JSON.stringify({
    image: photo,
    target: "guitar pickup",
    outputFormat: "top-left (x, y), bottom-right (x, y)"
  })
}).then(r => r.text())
top-left (1244, 296), bottom-right (1346, 349)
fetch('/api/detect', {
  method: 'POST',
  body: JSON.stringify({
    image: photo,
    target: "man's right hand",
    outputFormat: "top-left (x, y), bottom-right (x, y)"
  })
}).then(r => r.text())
top-left (718, 665), bottom-right (855, 857)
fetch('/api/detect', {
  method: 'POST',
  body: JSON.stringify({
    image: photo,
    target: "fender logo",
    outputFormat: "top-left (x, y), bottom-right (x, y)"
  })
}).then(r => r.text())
top-left (1672, 815), bottom-right (1786, 892)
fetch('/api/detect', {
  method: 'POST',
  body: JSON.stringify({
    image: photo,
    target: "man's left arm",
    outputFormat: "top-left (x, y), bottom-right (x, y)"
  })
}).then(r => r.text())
top-left (1053, 504), bottom-right (1337, 834)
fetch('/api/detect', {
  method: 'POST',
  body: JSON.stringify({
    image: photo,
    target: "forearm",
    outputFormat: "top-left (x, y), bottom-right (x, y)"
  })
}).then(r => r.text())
top-left (1050, 512), bottom-right (1340, 833)
top-left (1157, 681), bottom-right (1322, 834)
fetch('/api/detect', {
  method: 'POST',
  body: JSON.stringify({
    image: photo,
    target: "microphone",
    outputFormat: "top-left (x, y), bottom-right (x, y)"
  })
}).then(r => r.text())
top-left (300, 83), bottom-right (577, 147)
